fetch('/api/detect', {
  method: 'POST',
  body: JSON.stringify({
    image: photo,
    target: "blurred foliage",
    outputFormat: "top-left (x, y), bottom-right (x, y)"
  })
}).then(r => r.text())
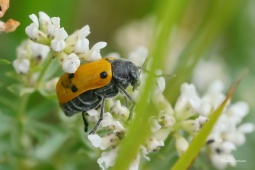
top-left (0, 0), bottom-right (255, 170)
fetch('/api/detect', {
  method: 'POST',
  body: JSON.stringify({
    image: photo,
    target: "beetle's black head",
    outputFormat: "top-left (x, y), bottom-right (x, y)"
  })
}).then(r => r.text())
top-left (110, 59), bottom-right (140, 90)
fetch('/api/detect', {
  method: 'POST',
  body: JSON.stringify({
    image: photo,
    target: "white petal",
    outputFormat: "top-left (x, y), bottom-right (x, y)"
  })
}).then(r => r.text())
top-left (97, 148), bottom-right (118, 170)
top-left (78, 25), bottom-right (90, 38)
top-left (224, 132), bottom-right (246, 146)
top-left (210, 153), bottom-right (227, 170)
top-left (29, 14), bottom-right (39, 26)
top-left (110, 100), bottom-right (129, 118)
top-left (146, 138), bottom-right (164, 152)
top-left (151, 119), bottom-right (161, 133)
top-left (51, 40), bottom-right (66, 52)
top-left (75, 38), bottom-right (89, 53)
top-left (227, 101), bottom-right (249, 118)
top-left (156, 77), bottom-right (165, 92)
top-left (39, 11), bottom-right (51, 28)
top-left (88, 134), bottom-right (102, 148)
top-left (54, 28), bottom-right (68, 40)
top-left (25, 23), bottom-right (39, 39)
top-left (175, 136), bottom-right (189, 156)
top-left (89, 42), bottom-right (107, 61)
top-left (87, 109), bottom-right (98, 116)
top-left (92, 41), bottom-right (107, 51)
top-left (13, 58), bottom-right (30, 74)
top-left (129, 154), bottom-right (140, 170)
top-left (238, 123), bottom-right (254, 133)
top-left (181, 83), bottom-right (198, 97)
top-left (101, 112), bottom-right (124, 131)
top-left (62, 53), bottom-right (80, 73)
top-left (30, 42), bottom-right (50, 60)
top-left (51, 17), bottom-right (60, 28)
top-left (221, 141), bottom-right (236, 153)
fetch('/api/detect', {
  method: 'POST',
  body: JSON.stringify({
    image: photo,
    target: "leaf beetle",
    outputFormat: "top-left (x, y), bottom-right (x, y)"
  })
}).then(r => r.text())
top-left (56, 58), bottom-right (141, 134)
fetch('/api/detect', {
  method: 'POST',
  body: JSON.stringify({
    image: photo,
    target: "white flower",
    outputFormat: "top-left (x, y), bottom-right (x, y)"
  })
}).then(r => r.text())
top-left (210, 152), bottom-right (236, 170)
top-left (79, 41), bottom-right (107, 61)
top-left (75, 38), bottom-right (89, 53)
top-left (89, 42), bottom-right (107, 61)
top-left (88, 133), bottom-right (119, 150)
top-left (110, 100), bottom-right (129, 119)
top-left (175, 135), bottom-right (189, 157)
top-left (87, 109), bottom-right (99, 123)
top-left (25, 14), bottom-right (39, 39)
top-left (224, 122), bottom-right (254, 146)
top-left (181, 116), bottom-right (208, 135)
top-left (74, 25), bottom-right (90, 53)
top-left (145, 137), bottom-right (164, 153)
top-left (158, 111), bottom-right (175, 127)
top-left (209, 141), bottom-right (237, 169)
top-left (153, 76), bottom-right (166, 95)
top-left (201, 81), bottom-right (226, 114)
top-left (88, 134), bottom-right (102, 148)
top-left (151, 119), bottom-right (161, 133)
top-left (226, 102), bottom-right (249, 124)
top-left (38, 11), bottom-right (51, 32)
top-left (30, 42), bottom-right (50, 60)
top-left (47, 17), bottom-right (61, 38)
top-left (97, 147), bottom-right (118, 170)
top-left (62, 53), bottom-right (80, 73)
top-left (175, 83), bottom-right (201, 119)
top-left (101, 112), bottom-right (125, 132)
top-left (13, 58), bottom-right (30, 74)
top-left (129, 154), bottom-right (140, 170)
top-left (51, 28), bottom-right (68, 52)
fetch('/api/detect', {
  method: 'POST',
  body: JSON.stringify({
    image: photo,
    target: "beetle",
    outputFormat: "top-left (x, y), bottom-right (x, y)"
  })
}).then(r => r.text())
top-left (56, 58), bottom-right (140, 134)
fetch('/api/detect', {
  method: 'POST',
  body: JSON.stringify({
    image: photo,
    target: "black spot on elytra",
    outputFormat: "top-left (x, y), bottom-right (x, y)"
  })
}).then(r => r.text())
top-left (100, 71), bottom-right (107, 79)
top-left (69, 73), bottom-right (74, 79)
top-left (71, 85), bottom-right (78, 92)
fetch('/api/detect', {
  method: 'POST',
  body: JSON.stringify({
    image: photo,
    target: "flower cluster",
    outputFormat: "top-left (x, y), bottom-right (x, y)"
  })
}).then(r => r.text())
top-left (13, 40), bottom-right (50, 74)
top-left (24, 12), bottom-right (106, 73)
top-left (0, 0), bottom-right (20, 33)
top-left (78, 46), bottom-right (252, 170)
top-left (172, 81), bottom-right (254, 169)
top-left (87, 48), bottom-right (168, 170)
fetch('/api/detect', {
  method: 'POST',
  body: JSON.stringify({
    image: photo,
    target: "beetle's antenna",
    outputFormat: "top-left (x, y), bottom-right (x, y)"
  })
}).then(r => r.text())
top-left (138, 57), bottom-right (176, 79)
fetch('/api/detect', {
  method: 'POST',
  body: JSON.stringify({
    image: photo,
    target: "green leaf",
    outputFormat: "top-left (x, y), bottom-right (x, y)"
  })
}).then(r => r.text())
top-left (0, 59), bottom-right (11, 64)
top-left (171, 70), bottom-right (247, 170)
top-left (112, 1), bottom-right (188, 170)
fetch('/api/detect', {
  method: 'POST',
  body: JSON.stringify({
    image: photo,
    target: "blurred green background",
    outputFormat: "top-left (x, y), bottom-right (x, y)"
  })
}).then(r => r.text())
top-left (0, 0), bottom-right (254, 170)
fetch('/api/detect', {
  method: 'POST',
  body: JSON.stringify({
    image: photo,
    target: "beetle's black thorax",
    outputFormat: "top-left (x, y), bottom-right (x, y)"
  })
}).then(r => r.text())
top-left (109, 59), bottom-right (140, 90)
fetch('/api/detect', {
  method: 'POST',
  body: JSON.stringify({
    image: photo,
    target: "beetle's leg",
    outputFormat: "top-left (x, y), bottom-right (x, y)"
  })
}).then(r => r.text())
top-left (89, 97), bottom-right (105, 134)
top-left (117, 84), bottom-right (136, 121)
top-left (82, 111), bottom-right (89, 132)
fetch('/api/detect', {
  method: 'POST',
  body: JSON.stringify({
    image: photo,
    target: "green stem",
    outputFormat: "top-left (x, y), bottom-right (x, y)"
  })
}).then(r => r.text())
top-left (16, 94), bottom-right (30, 149)
top-left (37, 53), bottom-right (55, 84)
